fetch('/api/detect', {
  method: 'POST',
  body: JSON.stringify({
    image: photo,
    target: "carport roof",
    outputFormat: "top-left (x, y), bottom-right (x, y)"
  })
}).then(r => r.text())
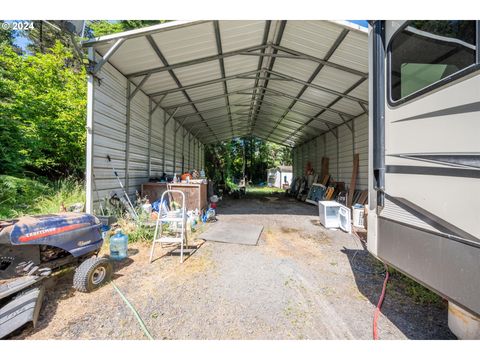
top-left (83, 20), bottom-right (368, 147)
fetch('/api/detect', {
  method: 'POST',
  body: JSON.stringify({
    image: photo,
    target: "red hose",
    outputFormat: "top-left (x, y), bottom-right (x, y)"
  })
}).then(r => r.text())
top-left (373, 265), bottom-right (389, 340)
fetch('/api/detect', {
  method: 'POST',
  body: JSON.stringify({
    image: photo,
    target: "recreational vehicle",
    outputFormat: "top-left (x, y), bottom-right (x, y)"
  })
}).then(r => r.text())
top-left (368, 20), bottom-right (480, 339)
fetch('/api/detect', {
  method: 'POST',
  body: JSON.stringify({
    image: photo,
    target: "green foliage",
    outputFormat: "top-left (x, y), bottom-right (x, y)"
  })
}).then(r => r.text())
top-left (205, 137), bottom-right (292, 186)
top-left (33, 178), bottom-right (85, 214)
top-left (0, 41), bottom-right (87, 178)
top-left (86, 21), bottom-right (124, 37)
top-left (0, 175), bottom-right (49, 218)
top-left (126, 225), bottom-right (155, 244)
top-left (0, 175), bottom-right (85, 219)
top-left (87, 20), bottom-right (168, 37)
top-left (387, 266), bottom-right (444, 306)
top-left (247, 186), bottom-right (285, 197)
top-left (0, 22), bottom-right (15, 46)
top-left (23, 21), bottom-right (72, 55)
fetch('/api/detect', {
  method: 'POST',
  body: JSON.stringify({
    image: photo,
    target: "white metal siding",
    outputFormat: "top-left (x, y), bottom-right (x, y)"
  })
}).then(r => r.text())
top-left (292, 113), bottom-right (368, 192)
top-left (127, 88), bottom-right (150, 197)
top-left (150, 108), bottom-right (165, 177)
top-left (337, 124), bottom-right (353, 184)
top-left (325, 132), bottom-right (338, 180)
top-left (164, 116), bottom-right (175, 174)
top-left (92, 60), bottom-right (127, 207)
top-left (353, 114), bottom-right (368, 189)
top-left (89, 54), bottom-right (205, 212)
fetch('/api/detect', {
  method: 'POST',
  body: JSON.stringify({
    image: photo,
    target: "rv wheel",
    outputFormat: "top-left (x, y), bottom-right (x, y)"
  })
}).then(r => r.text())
top-left (73, 257), bottom-right (112, 293)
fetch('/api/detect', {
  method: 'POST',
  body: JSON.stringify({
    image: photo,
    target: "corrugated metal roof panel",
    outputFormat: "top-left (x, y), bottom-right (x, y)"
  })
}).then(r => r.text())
top-left (281, 21), bottom-right (345, 60)
top-left (150, 22), bottom-right (218, 64)
top-left (140, 71), bottom-right (179, 94)
top-left (346, 79), bottom-right (368, 101)
top-left (174, 60), bottom-right (222, 87)
top-left (195, 98), bottom-right (228, 112)
top-left (291, 102), bottom-right (322, 118)
top-left (300, 86), bottom-right (340, 107)
top-left (317, 111), bottom-right (343, 124)
top-left (100, 37), bottom-right (164, 75)
top-left (312, 66), bottom-right (362, 93)
top-left (271, 57), bottom-right (319, 82)
top-left (268, 80), bottom-right (304, 98)
top-left (328, 31), bottom-right (369, 73)
top-left (225, 78), bottom-right (256, 92)
top-left (223, 55), bottom-right (260, 76)
top-left (85, 20), bottom-right (368, 147)
top-left (219, 20), bottom-right (266, 52)
top-left (330, 97), bottom-right (364, 117)
top-left (186, 82), bottom-right (224, 101)
top-left (158, 91), bottom-right (189, 107)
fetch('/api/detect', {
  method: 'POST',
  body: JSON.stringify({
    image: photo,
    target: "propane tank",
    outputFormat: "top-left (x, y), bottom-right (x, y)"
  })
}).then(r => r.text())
top-left (110, 229), bottom-right (128, 260)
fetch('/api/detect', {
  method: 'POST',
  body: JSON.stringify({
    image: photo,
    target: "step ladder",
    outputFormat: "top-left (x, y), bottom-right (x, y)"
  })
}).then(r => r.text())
top-left (149, 189), bottom-right (188, 263)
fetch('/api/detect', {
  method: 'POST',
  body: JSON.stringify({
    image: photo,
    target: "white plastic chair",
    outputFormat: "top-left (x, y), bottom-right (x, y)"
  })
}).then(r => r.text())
top-left (149, 189), bottom-right (188, 263)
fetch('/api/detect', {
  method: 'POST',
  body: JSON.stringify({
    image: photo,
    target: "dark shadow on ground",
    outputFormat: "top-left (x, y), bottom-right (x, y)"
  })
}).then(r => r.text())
top-left (150, 240), bottom-right (205, 263)
top-left (218, 191), bottom-right (317, 216)
top-left (8, 255), bottom-right (136, 339)
top-left (341, 244), bottom-right (456, 340)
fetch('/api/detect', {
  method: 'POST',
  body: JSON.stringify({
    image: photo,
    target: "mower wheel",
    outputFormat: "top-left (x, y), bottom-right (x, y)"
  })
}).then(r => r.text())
top-left (73, 257), bottom-right (112, 293)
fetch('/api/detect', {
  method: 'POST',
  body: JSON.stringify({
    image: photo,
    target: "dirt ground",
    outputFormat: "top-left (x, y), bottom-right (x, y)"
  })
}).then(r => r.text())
top-left (11, 192), bottom-right (455, 340)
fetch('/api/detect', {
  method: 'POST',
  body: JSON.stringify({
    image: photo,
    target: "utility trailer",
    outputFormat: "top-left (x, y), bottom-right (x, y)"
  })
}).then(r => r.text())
top-left (367, 20), bottom-right (480, 339)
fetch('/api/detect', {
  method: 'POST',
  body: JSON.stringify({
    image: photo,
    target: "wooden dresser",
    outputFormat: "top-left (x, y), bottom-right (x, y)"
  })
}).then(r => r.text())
top-left (141, 181), bottom-right (208, 211)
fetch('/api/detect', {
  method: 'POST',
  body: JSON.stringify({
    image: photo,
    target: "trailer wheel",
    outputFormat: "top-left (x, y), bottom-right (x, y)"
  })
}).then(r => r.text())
top-left (73, 257), bottom-right (112, 293)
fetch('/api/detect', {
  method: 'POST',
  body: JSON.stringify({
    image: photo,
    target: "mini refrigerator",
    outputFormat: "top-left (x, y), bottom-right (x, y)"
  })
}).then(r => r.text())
top-left (318, 200), bottom-right (351, 233)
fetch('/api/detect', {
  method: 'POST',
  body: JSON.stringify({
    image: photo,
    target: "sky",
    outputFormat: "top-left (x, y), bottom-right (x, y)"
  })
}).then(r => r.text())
top-left (348, 20), bottom-right (368, 28)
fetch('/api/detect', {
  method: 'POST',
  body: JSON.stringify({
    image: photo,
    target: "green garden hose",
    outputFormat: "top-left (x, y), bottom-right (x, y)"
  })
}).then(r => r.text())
top-left (111, 281), bottom-right (154, 340)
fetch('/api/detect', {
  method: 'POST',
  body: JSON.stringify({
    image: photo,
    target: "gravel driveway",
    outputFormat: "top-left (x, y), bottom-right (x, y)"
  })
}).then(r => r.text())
top-left (13, 192), bottom-right (455, 340)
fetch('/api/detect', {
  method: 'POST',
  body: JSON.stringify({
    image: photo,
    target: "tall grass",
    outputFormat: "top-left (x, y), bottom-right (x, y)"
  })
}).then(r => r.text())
top-left (0, 175), bottom-right (85, 219)
top-left (247, 185), bottom-right (285, 196)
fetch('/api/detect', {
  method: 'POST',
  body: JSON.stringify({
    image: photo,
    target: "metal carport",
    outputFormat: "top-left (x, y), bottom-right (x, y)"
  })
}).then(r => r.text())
top-left (82, 20), bottom-right (369, 213)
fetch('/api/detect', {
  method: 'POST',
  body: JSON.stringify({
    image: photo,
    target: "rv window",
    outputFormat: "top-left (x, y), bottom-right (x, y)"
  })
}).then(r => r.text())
top-left (390, 21), bottom-right (477, 102)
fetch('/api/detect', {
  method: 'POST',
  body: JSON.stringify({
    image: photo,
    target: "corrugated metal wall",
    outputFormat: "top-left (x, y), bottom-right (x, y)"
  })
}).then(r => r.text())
top-left (88, 57), bottom-right (205, 212)
top-left (291, 113), bottom-right (368, 190)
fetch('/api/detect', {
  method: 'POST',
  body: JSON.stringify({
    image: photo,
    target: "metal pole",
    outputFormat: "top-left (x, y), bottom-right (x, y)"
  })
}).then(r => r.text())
top-left (173, 121), bottom-right (177, 174)
top-left (85, 47), bottom-right (95, 214)
top-left (92, 38), bottom-right (125, 74)
top-left (187, 133), bottom-right (192, 171)
top-left (124, 44), bottom-right (268, 79)
top-left (129, 74), bottom-right (151, 100)
top-left (125, 81), bottom-right (132, 196)
top-left (198, 141), bottom-right (201, 169)
top-left (148, 98), bottom-right (153, 178)
top-left (162, 111), bottom-right (166, 173)
top-left (182, 128), bottom-right (186, 174)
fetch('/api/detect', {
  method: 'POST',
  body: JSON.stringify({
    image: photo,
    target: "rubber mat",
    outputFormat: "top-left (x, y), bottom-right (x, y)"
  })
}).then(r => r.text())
top-left (199, 222), bottom-right (263, 246)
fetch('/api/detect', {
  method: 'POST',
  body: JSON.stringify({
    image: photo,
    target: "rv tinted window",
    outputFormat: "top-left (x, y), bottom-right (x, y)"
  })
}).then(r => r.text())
top-left (390, 21), bottom-right (477, 102)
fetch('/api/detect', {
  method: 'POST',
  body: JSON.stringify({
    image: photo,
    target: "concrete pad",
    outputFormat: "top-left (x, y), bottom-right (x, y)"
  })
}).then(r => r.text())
top-left (199, 222), bottom-right (263, 246)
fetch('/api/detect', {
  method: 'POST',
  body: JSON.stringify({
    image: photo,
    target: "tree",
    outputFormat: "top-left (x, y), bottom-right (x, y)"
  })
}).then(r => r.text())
top-left (205, 137), bottom-right (292, 186)
top-left (1, 20), bottom-right (177, 181)
top-left (23, 21), bottom-right (72, 54)
top-left (0, 23), bottom-right (14, 46)
top-left (86, 20), bottom-right (169, 37)
top-left (0, 42), bottom-right (87, 178)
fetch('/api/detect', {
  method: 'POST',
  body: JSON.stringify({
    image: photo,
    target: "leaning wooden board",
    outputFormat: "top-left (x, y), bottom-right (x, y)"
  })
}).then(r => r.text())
top-left (347, 154), bottom-right (359, 208)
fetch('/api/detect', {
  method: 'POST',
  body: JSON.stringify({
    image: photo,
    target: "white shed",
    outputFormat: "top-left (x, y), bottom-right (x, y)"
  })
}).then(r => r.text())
top-left (267, 165), bottom-right (292, 188)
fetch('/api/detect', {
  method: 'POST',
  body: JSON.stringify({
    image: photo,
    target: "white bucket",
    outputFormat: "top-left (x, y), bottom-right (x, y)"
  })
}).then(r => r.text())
top-left (352, 206), bottom-right (365, 228)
